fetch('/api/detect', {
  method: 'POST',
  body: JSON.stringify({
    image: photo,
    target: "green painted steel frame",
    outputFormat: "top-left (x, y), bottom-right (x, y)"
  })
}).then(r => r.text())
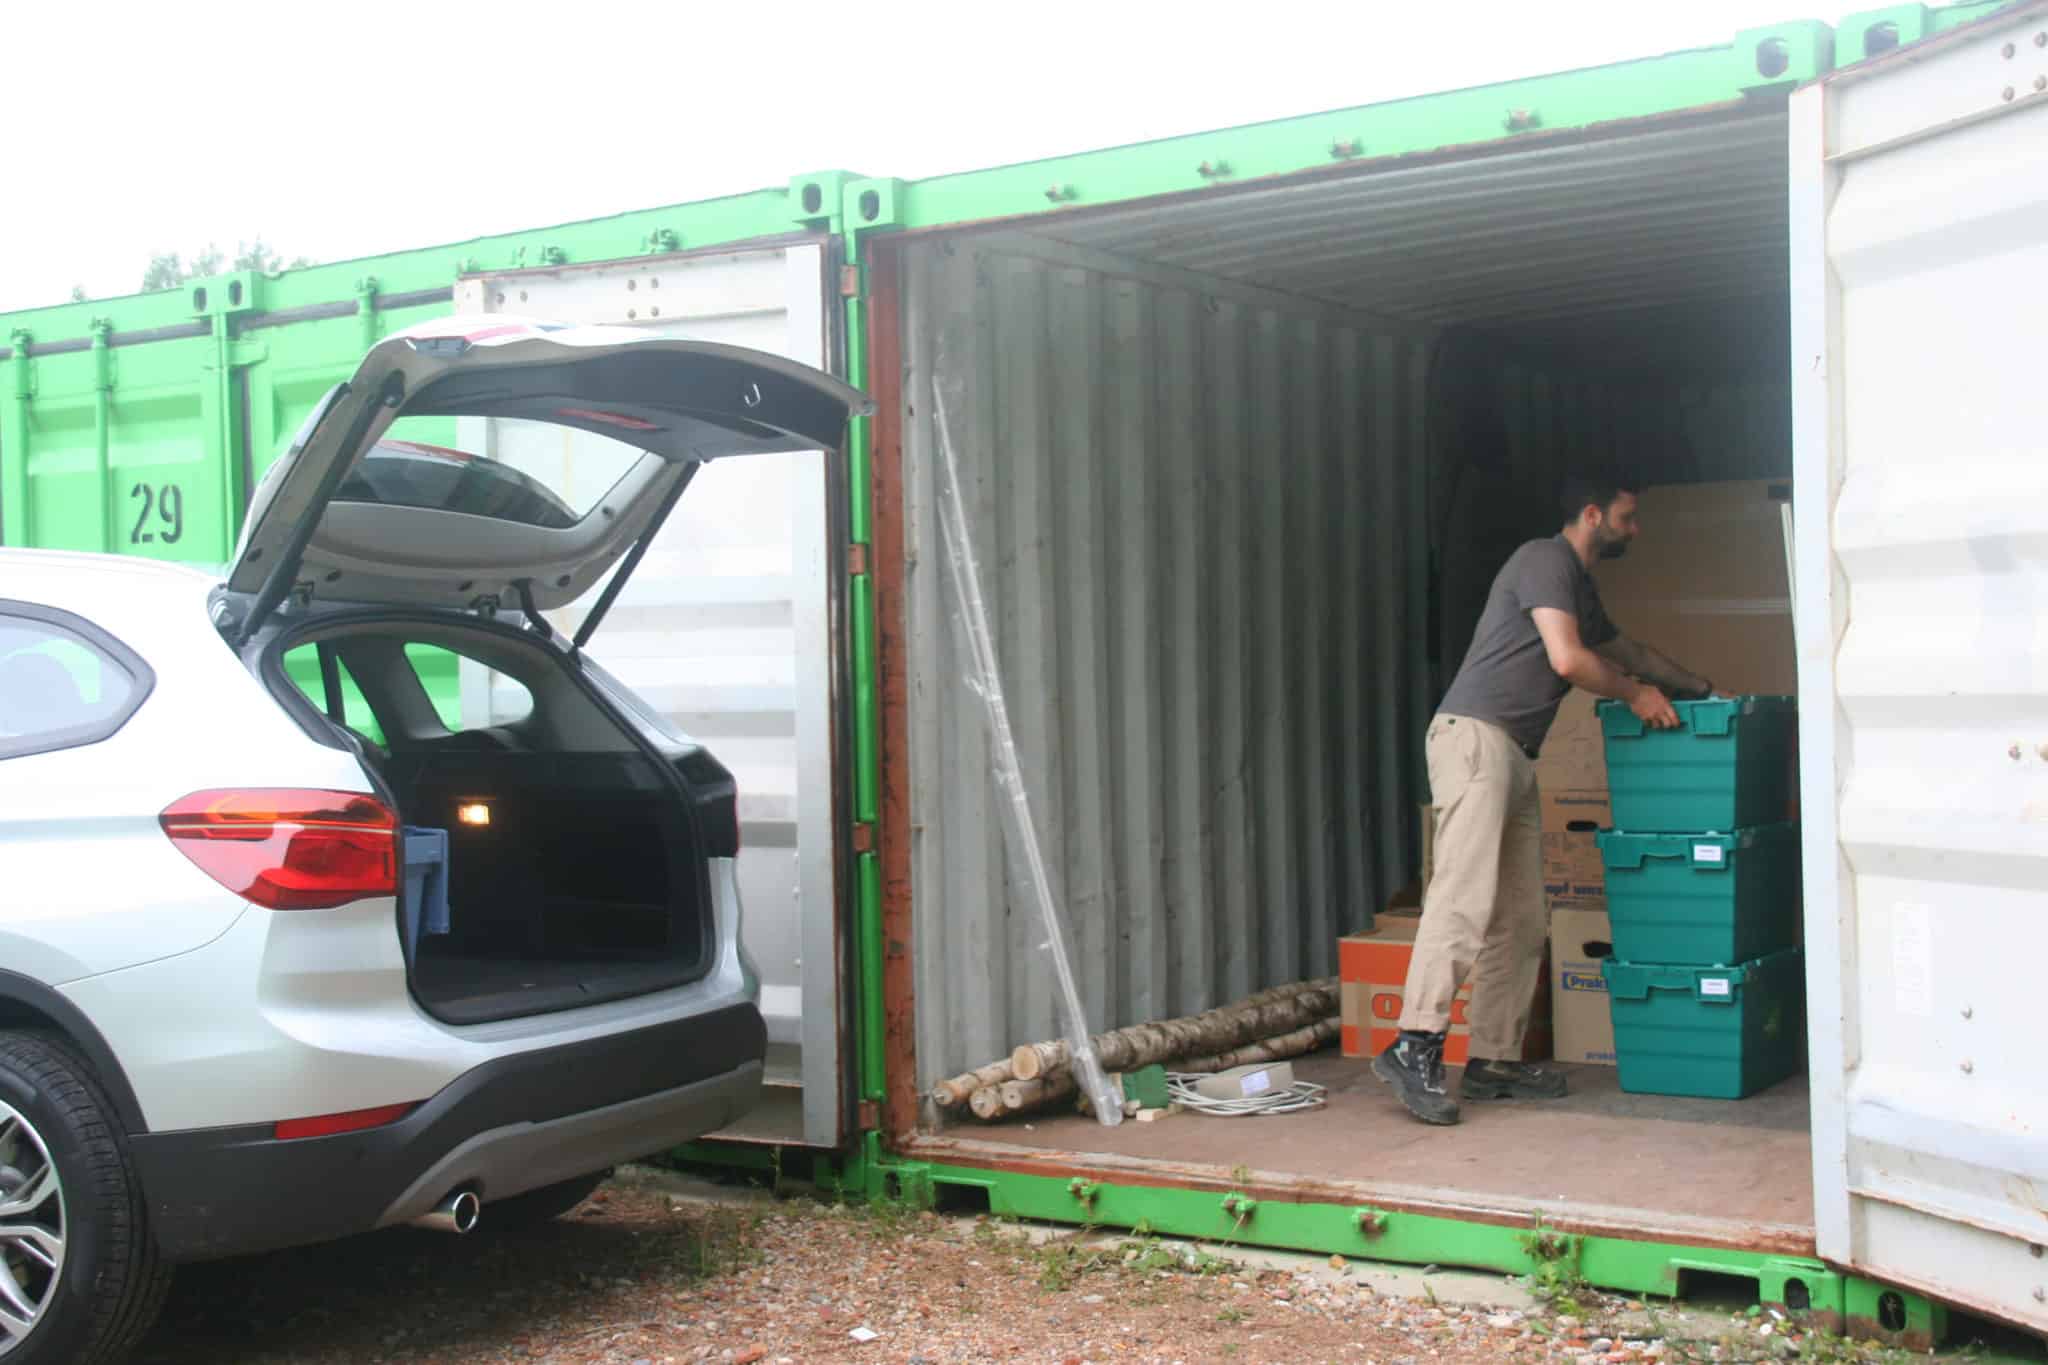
top-left (668, 1135), bottom-right (1947, 1349)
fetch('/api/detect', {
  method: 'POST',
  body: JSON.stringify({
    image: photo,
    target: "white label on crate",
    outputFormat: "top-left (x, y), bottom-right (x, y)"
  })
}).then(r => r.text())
top-left (1701, 977), bottom-right (1733, 998)
top-left (1241, 1070), bottom-right (1272, 1096)
top-left (1893, 902), bottom-right (1934, 1019)
top-left (1694, 844), bottom-right (1726, 865)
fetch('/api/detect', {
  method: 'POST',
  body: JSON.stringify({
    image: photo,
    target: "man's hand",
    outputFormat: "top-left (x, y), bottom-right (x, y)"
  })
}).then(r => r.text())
top-left (1629, 682), bottom-right (1680, 730)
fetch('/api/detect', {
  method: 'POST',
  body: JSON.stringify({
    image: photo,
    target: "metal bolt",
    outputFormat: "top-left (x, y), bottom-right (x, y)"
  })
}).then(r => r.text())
top-left (2036, 1287), bottom-right (2046, 1303)
top-left (2010, 744), bottom-right (2023, 760)
top-left (1043, 184), bottom-right (1075, 203)
top-left (2004, 86), bottom-right (2017, 102)
top-left (2036, 75), bottom-right (2047, 93)
top-left (2037, 30), bottom-right (2047, 47)
top-left (1962, 1006), bottom-right (1974, 1019)
top-left (1197, 160), bottom-right (1231, 179)
top-left (1331, 139), bottom-right (1361, 159)
top-left (1961, 1060), bottom-right (1975, 1074)
top-left (2003, 41), bottom-right (2016, 58)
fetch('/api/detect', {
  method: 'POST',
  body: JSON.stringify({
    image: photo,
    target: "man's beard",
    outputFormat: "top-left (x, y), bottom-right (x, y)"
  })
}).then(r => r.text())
top-left (1596, 535), bottom-right (1630, 561)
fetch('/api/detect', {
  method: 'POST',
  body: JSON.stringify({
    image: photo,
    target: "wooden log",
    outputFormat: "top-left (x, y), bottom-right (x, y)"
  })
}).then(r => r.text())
top-left (1009, 977), bottom-right (1339, 1081)
top-left (932, 1059), bottom-right (1015, 1110)
top-left (1000, 1073), bottom-right (1076, 1112)
top-left (967, 1085), bottom-right (1006, 1121)
top-left (1170, 1017), bottom-right (1340, 1074)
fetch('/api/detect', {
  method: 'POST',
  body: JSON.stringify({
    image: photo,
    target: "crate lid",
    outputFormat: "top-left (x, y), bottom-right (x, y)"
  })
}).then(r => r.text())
top-left (1596, 822), bottom-right (1799, 869)
top-left (1597, 694), bottom-right (1796, 740)
top-left (1602, 946), bottom-right (1803, 1001)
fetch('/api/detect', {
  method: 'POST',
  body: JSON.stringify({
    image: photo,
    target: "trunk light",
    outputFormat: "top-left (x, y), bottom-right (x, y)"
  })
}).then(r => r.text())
top-left (273, 1101), bottom-right (417, 1141)
top-left (457, 801), bottom-right (492, 827)
top-left (160, 789), bottom-right (398, 910)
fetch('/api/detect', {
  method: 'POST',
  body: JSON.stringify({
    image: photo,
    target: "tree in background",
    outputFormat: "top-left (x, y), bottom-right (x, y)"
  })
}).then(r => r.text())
top-left (141, 239), bottom-right (314, 292)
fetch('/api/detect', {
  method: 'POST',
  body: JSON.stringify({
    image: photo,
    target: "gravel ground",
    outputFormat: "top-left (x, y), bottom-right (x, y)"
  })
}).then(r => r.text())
top-left (130, 1167), bottom-right (2019, 1365)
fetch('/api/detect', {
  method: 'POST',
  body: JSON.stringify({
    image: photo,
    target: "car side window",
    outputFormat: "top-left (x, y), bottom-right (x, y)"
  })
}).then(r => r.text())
top-left (402, 643), bottom-right (535, 732)
top-left (280, 644), bottom-right (387, 748)
top-left (0, 607), bottom-right (154, 760)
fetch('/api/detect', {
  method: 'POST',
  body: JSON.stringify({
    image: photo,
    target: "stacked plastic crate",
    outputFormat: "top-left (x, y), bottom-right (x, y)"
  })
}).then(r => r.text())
top-left (1592, 697), bottom-right (1805, 1099)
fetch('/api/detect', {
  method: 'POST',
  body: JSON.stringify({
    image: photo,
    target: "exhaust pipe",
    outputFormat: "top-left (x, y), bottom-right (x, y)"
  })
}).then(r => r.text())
top-left (410, 1189), bottom-right (480, 1235)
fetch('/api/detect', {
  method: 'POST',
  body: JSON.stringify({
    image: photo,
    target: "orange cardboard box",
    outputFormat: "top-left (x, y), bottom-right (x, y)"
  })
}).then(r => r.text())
top-left (1338, 925), bottom-right (1551, 1065)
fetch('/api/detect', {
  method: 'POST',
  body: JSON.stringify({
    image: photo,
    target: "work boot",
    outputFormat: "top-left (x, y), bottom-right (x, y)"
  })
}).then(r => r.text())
top-left (1371, 1031), bottom-right (1460, 1125)
top-left (1462, 1057), bottom-right (1570, 1101)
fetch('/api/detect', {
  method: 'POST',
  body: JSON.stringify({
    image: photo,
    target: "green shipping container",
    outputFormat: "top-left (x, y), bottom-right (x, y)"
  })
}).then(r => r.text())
top-left (1598, 696), bottom-right (1797, 831)
top-left (1596, 824), bottom-right (1802, 965)
top-left (1602, 948), bottom-right (1806, 1099)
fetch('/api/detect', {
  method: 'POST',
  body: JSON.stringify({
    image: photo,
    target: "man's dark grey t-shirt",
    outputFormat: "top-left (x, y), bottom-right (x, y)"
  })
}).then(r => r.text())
top-left (1437, 536), bottom-right (1618, 753)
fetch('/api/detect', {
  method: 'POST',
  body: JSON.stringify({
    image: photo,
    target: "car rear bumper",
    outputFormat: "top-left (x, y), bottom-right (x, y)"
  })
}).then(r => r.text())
top-left (130, 1003), bottom-right (766, 1262)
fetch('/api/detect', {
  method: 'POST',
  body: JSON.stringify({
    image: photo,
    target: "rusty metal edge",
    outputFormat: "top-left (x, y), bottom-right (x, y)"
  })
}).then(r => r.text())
top-left (867, 238), bottom-right (922, 1147)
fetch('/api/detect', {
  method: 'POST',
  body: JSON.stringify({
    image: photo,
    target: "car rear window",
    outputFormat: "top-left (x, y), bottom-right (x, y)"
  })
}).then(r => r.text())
top-left (333, 416), bottom-right (650, 531)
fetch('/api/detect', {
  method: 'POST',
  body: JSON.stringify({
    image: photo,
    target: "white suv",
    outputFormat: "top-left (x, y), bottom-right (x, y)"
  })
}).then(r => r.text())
top-left (0, 319), bottom-right (866, 1363)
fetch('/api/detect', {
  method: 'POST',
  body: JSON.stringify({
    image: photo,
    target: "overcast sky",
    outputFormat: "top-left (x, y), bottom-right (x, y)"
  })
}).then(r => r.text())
top-left (6, 0), bottom-right (1876, 315)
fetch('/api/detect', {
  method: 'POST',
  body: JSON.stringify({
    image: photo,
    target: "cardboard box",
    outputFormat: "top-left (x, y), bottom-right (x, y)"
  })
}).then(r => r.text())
top-left (1591, 479), bottom-right (1798, 700)
top-left (1542, 788), bottom-right (1611, 910)
top-left (1339, 927), bottom-right (1551, 1064)
top-left (1550, 906), bottom-right (1617, 1065)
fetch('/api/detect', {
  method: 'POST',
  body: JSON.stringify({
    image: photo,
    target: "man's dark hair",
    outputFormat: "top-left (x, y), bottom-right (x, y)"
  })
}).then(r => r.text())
top-left (1558, 474), bottom-right (1636, 528)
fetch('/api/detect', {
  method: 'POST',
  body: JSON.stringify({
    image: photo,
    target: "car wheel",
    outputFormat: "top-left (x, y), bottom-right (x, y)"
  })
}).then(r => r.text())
top-left (0, 1032), bottom-right (172, 1365)
top-left (481, 1170), bottom-right (610, 1234)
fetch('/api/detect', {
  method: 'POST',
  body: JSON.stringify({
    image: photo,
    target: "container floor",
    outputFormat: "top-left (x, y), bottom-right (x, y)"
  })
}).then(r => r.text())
top-left (920, 1050), bottom-right (1814, 1253)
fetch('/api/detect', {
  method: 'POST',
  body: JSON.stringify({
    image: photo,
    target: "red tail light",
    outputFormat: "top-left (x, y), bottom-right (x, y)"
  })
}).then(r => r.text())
top-left (161, 789), bottom-right (398, 910)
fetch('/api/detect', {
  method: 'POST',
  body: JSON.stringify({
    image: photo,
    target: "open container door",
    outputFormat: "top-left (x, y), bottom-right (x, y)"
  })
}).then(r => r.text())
top-left (1790, 0), bottom-right (2048, 1331)
top-left (451, 241), bottom-right (850, 1146)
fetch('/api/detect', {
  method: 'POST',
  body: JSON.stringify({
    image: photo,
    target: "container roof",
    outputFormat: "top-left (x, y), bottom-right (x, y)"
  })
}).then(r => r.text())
top-left (1034, 111), bottom-right (1790, 378)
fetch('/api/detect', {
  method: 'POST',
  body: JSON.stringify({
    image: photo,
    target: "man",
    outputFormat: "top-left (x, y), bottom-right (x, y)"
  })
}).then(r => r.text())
top-left (1372, 475), bottom-right (1713, 1126)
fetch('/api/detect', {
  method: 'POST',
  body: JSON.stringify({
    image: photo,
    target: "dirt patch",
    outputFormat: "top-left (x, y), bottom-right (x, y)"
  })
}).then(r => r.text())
top-left (130, 1169), bottom-right (2008, 1364)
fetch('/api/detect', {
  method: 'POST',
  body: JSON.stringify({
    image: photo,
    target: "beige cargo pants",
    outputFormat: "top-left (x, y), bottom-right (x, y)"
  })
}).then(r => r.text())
top-left (1395, 713), bottom-right (1546, 1059)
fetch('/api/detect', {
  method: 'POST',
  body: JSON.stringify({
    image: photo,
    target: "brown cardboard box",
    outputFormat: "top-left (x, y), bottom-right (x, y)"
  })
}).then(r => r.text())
top-left (1339, 926), bottom-right (1551, 1064)
top-left (1550, 906), bottom-right (1617, 1065)
top-left (1591, 479), bottom-right (1798, 698)
top-left (1542, 788), bottom-right (1610, 910)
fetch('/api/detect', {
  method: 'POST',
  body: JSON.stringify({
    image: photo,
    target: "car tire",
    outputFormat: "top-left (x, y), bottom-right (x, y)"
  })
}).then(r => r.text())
top-left (480, 1170), bottom-right (611, 1235)
top-left (0, 1030), bottom-right (172, 1365)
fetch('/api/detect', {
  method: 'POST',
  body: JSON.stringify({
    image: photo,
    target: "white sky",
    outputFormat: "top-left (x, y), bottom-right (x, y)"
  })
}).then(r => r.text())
top-left (6, 0), bottom-right (1874, 315)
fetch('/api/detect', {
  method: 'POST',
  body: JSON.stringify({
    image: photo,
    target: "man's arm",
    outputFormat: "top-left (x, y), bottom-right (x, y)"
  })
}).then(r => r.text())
top-left (1595, 635), bottom-right (1713, 701)
top-left (1531, 608), bottom-right (1680, 729)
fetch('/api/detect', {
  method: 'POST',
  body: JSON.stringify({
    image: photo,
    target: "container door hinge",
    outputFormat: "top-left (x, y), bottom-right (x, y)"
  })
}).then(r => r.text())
top-left (840, 264), bottom-right (864, 298)
top-left (848, 544), bottom-right (869, 575)
top-left (852, 822), bottom-right (876, 854)
top-left (857, 1100), bottom-right (880, 1131)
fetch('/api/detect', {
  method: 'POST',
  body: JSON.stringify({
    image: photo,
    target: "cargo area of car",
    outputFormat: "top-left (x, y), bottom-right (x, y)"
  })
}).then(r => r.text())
top-left (887, 104), bottom-right (1816, 1248)
top-left (270, 619), bottom-right (715, 1025)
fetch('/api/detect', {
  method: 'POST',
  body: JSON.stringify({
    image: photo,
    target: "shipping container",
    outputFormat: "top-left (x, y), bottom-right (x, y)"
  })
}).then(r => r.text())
top-left (3, 0), bottom-right (2044, 1341)
top-left (852, 0), bottom-right (2046, 1342)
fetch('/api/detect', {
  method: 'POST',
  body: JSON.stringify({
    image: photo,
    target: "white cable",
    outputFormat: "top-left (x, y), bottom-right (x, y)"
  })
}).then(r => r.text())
top-left (1164, 1074), bottom-right (1329, 1117)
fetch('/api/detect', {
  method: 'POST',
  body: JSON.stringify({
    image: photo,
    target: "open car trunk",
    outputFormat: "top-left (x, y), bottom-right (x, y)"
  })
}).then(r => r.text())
top-left (385, 749), bottom-right (709, 1024)
top-left (266, 616), bottom-right (732, 1026)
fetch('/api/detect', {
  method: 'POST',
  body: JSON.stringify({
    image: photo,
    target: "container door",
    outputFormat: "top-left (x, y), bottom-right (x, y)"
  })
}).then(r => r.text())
top-left (455, 243), bottom-right (847, 1146)
top-left (1790, 1), bottom-right (2048, 1329)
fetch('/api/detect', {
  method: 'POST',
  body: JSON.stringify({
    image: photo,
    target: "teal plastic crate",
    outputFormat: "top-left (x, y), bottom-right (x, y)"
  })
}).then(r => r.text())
top-left (1597, 695), bottom-right (1796, 831)
top-left (1602, 948), bottom-right (1805, 1099)
top-left (1596, 823), bottom-right (1801, 966)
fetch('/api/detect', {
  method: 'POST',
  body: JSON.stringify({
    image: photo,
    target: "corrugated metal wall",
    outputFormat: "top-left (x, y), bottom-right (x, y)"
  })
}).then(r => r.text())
top-left (898, 233), bottom-right (1436, 1086)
